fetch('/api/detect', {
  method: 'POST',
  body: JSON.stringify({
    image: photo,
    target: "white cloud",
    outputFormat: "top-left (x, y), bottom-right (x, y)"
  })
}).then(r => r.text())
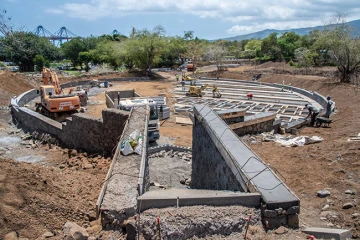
top-left (226, 20), bottom-right (323, 35)
top-left (45, 9), bottom-right (64, 15)
top-left (45, 0), bottom-right (360, 33)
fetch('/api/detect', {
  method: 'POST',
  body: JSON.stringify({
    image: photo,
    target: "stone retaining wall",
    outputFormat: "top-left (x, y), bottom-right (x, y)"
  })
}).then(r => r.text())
top-left (192, 104), bottom-right (300, 229)
top-left (231, 113), bottom-right (277, 136)
top-left (12, 106), bottom-right (129, 156)
top-left (192, 111), bottom-right (244, 191)
top-left (10, 78), bottom-right (153, 155)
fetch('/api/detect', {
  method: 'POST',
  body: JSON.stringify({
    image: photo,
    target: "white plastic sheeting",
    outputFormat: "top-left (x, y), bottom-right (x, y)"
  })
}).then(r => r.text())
top-left (262, 133), bottom-right (323, 147)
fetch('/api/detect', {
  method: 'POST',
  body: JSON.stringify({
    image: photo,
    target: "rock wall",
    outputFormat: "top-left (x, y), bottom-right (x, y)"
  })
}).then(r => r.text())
top-left (232, 119), bottom-right (275, 136)
top-left (191, 105), bottom-right (300, 230)
top-left (11, 107), bottom-right (129, 156)
top-left (191, 114), bottom-right (244, 191)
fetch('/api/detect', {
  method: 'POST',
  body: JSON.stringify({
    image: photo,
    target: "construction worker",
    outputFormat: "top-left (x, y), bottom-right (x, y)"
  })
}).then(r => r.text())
top-left (247, 93), bottom-right (253, 100)
top-left (305, 104), bottom-right (320, 126)
top-left (175, 73), bottom-right (179, 82)
top-left (212, 85), bottom-right (218, 97)
top-left (281, 80), bottom-right (285, 92)
top-left (325, 96), bottom-right (334, 118)
top-left (181, 80), bottom-right (185, 91)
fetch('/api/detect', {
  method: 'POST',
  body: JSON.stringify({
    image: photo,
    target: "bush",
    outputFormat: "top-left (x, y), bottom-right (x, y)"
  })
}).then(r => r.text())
top-left (289, 59), bottom-right (295, 66)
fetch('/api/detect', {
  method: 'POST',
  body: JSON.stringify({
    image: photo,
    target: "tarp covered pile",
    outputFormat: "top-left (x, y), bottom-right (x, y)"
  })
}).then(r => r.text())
top-left (262, 133), bottom-right (323, 147)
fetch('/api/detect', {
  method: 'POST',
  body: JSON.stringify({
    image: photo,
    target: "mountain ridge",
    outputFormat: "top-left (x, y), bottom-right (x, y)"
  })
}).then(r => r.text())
top-left (217, 19), bottom-right (360, 41)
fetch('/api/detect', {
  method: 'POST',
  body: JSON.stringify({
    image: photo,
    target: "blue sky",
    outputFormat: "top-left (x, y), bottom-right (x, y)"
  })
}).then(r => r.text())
top-left (3, 0), bottom-right (360, 40)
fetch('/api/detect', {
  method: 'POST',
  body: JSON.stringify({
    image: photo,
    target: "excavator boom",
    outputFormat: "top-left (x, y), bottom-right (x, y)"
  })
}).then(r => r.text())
top-left (42, 67), bottom-right (62, 94)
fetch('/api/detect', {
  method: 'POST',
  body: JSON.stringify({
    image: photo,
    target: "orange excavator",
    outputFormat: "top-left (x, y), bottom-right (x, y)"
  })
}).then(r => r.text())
top-left (35, 67), bottom-right (81, 121)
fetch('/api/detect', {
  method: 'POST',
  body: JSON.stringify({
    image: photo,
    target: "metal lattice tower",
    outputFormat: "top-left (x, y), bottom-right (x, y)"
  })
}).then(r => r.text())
top-left (33, 25), bottom-right (78, 45)
top-left (54, 27), bottom-right (78, 45)
top-left (33, 25), bottom-right (57, 38)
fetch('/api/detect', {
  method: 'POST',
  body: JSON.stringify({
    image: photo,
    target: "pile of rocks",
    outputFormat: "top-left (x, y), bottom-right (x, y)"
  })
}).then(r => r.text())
top-left (61, 149), bottom-right (111, 170)
top-left (149, 150), bottom-right (192, 161)
top-left (31, 131), bottom-right (58, 145)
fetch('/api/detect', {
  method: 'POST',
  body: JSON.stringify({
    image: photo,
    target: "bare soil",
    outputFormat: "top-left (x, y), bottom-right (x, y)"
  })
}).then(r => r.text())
top-left (1, 63), bottom-right (360, 239)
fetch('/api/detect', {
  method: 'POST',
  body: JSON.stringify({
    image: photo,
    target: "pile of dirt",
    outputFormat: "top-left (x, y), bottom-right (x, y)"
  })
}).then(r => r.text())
top-left (0, 71), bottom-right (39, 106)
top-left (57, 71), bottom-right (146, 84)
top-left (0, 157), bottom-right (108, 239)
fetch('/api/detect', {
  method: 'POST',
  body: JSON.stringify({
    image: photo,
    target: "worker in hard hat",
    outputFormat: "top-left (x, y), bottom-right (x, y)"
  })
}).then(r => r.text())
top-left (212, 85), bottom-right (218, 97)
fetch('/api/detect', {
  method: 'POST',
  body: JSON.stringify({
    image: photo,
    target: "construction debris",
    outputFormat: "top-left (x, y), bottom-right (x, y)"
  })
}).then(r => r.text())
top-left (262, 133), bottom-right (323, 147)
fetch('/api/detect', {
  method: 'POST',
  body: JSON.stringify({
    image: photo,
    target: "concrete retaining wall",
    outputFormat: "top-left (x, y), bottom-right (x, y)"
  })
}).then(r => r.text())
top-left (105, 93), bottom-right (115, 108)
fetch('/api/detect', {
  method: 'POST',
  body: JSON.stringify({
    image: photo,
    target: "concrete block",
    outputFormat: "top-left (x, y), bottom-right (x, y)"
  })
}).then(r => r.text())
top-left (263, 209), bottom-right (277, 218)
top-left (287, 214), bottom-right (299, 228)
top-left (262, 215), bottom-right (287, 229)
top-left (302, 227), bottom-right (352, 240)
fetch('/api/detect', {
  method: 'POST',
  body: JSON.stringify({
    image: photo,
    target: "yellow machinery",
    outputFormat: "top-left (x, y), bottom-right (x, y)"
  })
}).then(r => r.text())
top-left (186, 84), bottom-right (208, 97)
top-left (35, 67), bottom-right (81, 121)
top-left (182, 72), bottom-right (193, 81)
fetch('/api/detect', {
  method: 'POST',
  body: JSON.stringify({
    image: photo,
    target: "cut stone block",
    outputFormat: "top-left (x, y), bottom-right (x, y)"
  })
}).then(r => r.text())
top-left (302, 227), bottom-right (352, 240)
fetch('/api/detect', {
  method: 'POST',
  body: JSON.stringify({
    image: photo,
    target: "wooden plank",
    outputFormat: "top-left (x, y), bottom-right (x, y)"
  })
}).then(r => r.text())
top-left (176, 117), bottom-right (193, 125)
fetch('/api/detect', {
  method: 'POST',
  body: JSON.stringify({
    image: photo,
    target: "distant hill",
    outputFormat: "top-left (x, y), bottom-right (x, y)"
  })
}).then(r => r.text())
top-left (217, 19), bottom-right (360, 41)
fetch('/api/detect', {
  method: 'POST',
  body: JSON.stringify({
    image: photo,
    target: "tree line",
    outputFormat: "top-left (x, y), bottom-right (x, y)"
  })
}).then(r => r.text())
top-left (1, 10), bottom-right (359, 83)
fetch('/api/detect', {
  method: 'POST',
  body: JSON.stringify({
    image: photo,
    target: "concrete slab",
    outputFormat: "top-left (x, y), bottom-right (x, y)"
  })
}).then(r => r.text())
top-left (138, 189), bottom-right (261, 211)
top-left (302, 227), bottom-right (352, 240)
top-left (176, 117), bottom-right (193, 125)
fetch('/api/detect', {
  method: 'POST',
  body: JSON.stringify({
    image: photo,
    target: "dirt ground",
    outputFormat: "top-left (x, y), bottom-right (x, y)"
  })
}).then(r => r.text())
top-left (1, 63), bottom-right (360, 239)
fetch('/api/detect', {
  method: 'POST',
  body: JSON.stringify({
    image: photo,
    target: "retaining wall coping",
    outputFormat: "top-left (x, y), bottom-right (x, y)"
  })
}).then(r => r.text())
top-left (138, 189), bottom-right (261, 212)
top-left (19, 107), bottom-right (62, 130)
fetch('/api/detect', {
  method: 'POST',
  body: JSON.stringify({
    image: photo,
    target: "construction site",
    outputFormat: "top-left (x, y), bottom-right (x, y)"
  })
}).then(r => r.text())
top-left (1, 62), bottom-right (360, 240)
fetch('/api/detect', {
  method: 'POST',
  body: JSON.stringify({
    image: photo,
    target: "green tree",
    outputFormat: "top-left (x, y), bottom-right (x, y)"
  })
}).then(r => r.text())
top-left (61, 37), bottom-right (86, 68)
top-left (126, 26), bottom-right (166, 74)
top-left (184, 37), bottom-right (206, 74)
top-left (61, 36), bottom-right (99, 69)
top-left (78, 51), bottom-right (92, 72)
top-left (245, 39), bottom-right (262, 51)
top-left (159, 36), bottom-right (186, 67)
top-left (314, 14), bottom-right (360, 82)
top-left (33, 54), bottom-right (50, 72)
top-left (261, 33), bottom-right (281, 60)
top-left (1, 31), bottom-right (60, 71)
top-left (277, 32), bottom-right (300, 59)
